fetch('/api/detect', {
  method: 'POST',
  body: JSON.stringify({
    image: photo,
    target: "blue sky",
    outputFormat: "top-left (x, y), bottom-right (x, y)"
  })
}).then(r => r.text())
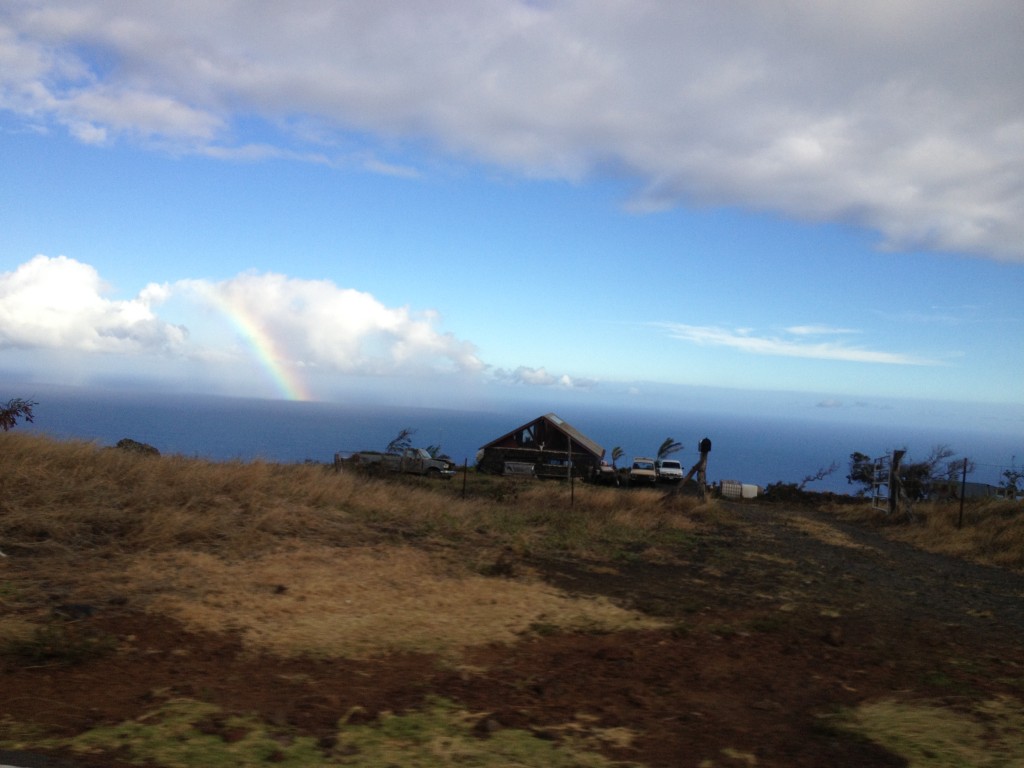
top-left (1, 1), bottom-right (1022, 434)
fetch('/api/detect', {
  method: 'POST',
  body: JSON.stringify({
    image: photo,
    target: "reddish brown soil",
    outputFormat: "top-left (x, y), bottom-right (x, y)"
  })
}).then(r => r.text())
top-left (3, 503), bottom-right (1023, 767)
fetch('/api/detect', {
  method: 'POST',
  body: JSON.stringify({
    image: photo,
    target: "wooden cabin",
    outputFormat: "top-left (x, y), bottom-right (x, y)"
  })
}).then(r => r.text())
top-left (477, 413), bottom-right (604, 479)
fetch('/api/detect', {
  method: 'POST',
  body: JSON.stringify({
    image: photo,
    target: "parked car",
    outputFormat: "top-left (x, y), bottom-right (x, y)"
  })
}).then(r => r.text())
top-left (351, 447), bottom-right (456, 479)
top-left (655, 459), bottom-right (684, 484)
top-left (593, 460), bottom-right (620, 486)
top-left (629, 457), bottom-right (658, 487)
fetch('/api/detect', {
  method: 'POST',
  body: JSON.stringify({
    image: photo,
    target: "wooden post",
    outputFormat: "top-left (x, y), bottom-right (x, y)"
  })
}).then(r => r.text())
top-left (888, 450), bottom-right (905, 516)
top-left (697, 453), bottom-right (708, 502)
top-left (568, 437), bottom-right (574, 508)
top-left (462, 458), bottom-right (468, 499)
top-left (957, 458), bottom-right (968, 529)
top-left (682, 438), bottom-right (711, 501)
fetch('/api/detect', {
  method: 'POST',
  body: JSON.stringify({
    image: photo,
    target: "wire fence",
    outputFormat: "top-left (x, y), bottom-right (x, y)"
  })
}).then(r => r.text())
top-left (870, 450), bottom-right (1022, 505)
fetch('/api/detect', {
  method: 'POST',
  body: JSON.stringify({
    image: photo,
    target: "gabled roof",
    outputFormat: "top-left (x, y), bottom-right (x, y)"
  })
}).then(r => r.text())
top-left (480, 412), bottom-right (604, 458)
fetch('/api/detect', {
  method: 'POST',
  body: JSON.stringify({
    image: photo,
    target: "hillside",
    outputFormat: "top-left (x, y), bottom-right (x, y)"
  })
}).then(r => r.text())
top-left (1, 432), bottom-right (1023, 767)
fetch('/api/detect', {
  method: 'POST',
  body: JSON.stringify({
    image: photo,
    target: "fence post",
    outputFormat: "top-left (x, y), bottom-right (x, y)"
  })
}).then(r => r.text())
top-left (957, 458), bottom-right (968, 529)
top-left (888, 450), bottom-right (905, 516)
top-left (568, 436), bottom-right (574, 508)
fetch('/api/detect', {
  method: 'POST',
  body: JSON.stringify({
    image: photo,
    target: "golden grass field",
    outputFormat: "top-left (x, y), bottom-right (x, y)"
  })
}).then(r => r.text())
top-left (2, 431), bottom-right (1023, 767)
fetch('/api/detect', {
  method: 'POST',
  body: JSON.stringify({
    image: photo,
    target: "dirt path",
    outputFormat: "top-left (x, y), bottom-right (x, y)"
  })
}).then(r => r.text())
top-left (2, 503), bottom-right (1022, 767)
top-left (509, 503), bottom-right (1024, 765)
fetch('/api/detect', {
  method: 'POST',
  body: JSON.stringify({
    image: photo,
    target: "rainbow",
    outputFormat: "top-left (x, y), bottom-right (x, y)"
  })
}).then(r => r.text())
top-left (213, 296), bottom-right (313, 402)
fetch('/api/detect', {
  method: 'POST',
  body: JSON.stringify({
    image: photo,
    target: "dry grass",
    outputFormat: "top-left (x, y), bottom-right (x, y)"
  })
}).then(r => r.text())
top-left (3, 433), bottom-right (1023, 765)
top-left (783, 516), bottom-right (877, 551)
top-left (0, 433), bottom-right (359, 554)
top-left (4, 432), bottom-right (1016, 573)
top-left (0, 433), bottom-right (708, 563)
top-left (111, 545), bottom-right (663, 658)
top-left (829, 496), bottom-right (1024, 571)
top-left (0, 433), bottom-right (691, 658)
top-left (9, 432), bottom-right (1018, 663)
top-left (907, 498), bottom-right (1024, 570)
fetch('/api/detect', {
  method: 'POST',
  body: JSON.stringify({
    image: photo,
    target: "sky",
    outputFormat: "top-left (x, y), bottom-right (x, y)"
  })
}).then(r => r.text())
top-left (1, 1), bottom-right (1023, 433)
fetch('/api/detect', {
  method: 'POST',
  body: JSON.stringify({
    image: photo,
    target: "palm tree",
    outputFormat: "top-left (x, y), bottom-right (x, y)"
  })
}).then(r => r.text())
top-left (611, 446), bottom-right (624, 469)
top-left (386, 428), bottom-right (415, 454)
top-left (1, 398), bottom-right (36, 431)
top-left (657, 438), bottom-right (683, 461)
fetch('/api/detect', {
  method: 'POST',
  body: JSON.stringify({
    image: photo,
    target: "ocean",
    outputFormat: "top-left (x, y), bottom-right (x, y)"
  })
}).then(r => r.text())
top-left (12, 385), bottom-right (1022, 494)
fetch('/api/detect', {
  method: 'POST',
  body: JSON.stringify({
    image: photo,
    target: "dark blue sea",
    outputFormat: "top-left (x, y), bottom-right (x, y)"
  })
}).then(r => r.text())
top-left (12, 384), bottom-right (1022, 494)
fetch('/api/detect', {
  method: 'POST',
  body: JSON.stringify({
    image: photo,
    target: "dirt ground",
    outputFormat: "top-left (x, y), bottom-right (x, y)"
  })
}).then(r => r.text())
top-left (2, 501), bottom-right (1023, 767)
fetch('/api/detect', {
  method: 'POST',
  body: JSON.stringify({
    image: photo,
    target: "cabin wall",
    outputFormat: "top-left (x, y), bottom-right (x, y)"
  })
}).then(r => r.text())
top-left (478, 446), bottom-right (600, 478)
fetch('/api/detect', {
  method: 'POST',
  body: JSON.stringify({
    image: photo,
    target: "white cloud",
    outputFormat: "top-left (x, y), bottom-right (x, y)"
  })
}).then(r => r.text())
top-left (173, 272), bottom-right (487, 377)
top-left (786, 324), bottom-right (859, 336)
top-left (496, 365), bottom-right (592, 389)
top-left (1, 1), bottom-right (1021, 260)
top-left (65, 86), bottom-right (224, 145)
top-left (657, 322), bottom-right (937, 365)
top-left (0, 255), bottom-right (187, 353)
top-left (0, 256), bottom-right (484, 385)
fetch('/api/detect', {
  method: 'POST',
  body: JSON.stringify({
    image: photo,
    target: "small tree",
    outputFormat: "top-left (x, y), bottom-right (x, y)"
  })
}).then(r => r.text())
top-left (386, 428), bottom-right (415, 455)
top-left (1, 398), bottom-right (36, 432)
top-left (656, 438), bottom-right (683, 461)
top-left (798, 461), bottom-right (839, 490)
top-left (846, 451), bottom-right (874, 496)
top-left (943, 457), bottom-right (975, 482)
top-left (899, 444), bottom-right (957, 501)
top-left (1001, 458), bottom-right (1022, 499)
top-left (425, 444), bottom-right (452, 461)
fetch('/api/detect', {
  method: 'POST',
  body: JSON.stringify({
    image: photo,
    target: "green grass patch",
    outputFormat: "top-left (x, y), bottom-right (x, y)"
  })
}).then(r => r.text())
top-left (1, 697), bottom-right (641, 767)
top-left (334, 697), bottom-right (637, 767)
top-left (2, 699), bottom-right (323, 767)
top-left (834, 695), bottom-right (1024, 767)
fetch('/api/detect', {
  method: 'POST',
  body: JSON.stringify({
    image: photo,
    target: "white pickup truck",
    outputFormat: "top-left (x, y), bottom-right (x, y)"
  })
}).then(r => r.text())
top-left (352, 448), bottom-right (456, 479)
top-left (655, 459), bottom-right (684, 484)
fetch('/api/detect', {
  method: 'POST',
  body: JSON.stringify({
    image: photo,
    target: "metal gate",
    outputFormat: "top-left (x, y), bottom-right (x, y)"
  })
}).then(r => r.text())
top-left (871, 454), bottom-right (891, 512)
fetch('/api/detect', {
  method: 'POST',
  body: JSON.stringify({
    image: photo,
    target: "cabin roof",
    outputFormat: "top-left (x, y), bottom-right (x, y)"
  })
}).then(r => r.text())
top-left (480, 412), bottom-right (603, 458)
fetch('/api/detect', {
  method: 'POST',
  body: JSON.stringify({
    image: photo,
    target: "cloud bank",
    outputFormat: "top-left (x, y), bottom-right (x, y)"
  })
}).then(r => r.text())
top-left (2, 1), bottom-right (1021, 260)
top-left (0, 256), bottom-right (488, 398)
top-left (2, 255), bottom-right (942, 404)
top-left (176, 271), bottom-right (485, 377)
top-left (0, 255), bottom-right (187, 353)
top-left (495, 365), bottom-right (594, 390)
